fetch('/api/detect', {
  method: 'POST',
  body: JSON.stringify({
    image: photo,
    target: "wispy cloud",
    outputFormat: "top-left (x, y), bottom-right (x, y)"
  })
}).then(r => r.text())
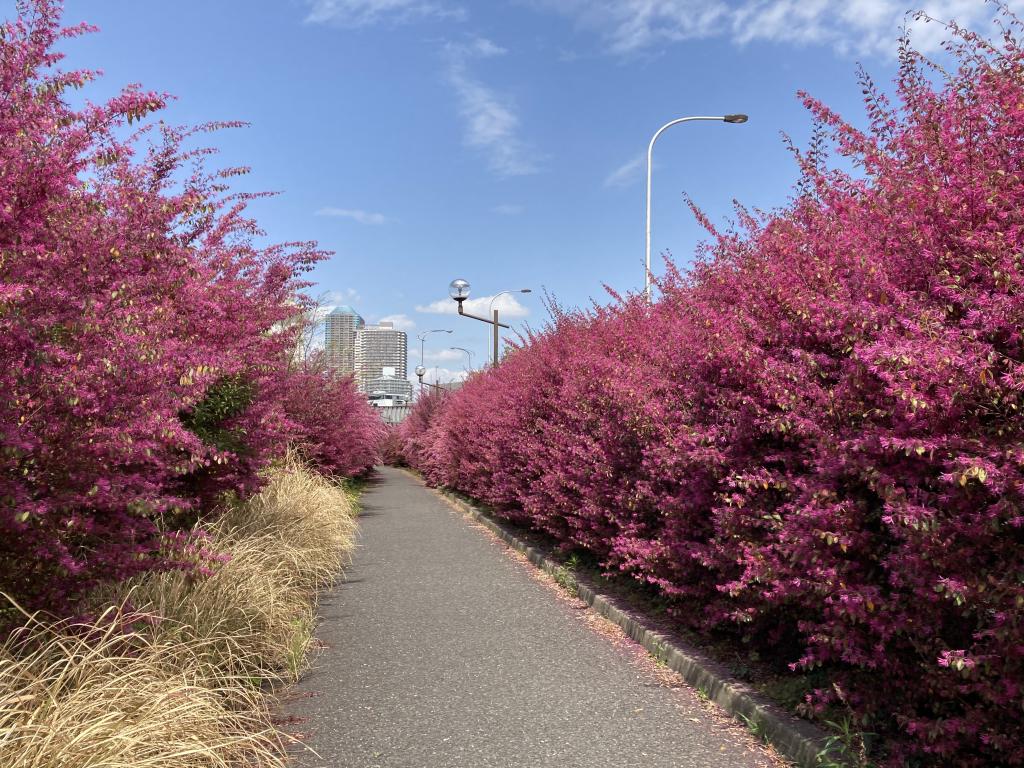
top-left (531, 0), bottom-right (1024, 57)
top-left (604, 152), bottom-right (645, 188)
top-left (305, 0), bottom-right (465, 27)
top-left (444, 38), bottom-right (542, 177)
top-left (315, 207), bottom-right (390, 225)
top-left (492, 203), bottom-right (525, 215)
top-left (416, 292), bottom-right (530, 318)
top-left (530, 0), bottom-right (727, 55)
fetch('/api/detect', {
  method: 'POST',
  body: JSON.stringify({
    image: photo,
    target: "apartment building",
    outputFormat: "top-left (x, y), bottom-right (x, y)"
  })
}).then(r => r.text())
top-left (324, 305), bottom-right (364, 375)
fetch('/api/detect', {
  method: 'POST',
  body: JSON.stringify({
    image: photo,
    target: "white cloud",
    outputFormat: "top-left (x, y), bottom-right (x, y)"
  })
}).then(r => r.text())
top-left (416, 292), bottom-right (530, 318)
top-left (305, 0), bottom-right (465, 27)
top-left (531, 0), bottom-right (1024, 57)
top-left (444, 38), bottom-right (541, 177)
top-left (315, 207), bottom-right (390, 225)
top-left (424, 348), bottom-right (465, 362)
top-left (604, 152), bottom-right (646, 188)
top-left (379, 313), bottom-right (417, 331)
top-left (492, 203), bottom-right (525, 215)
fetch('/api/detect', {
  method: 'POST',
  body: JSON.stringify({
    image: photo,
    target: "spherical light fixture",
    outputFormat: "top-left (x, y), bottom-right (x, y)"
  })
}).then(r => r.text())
top-left (449, 279), bottom-right (471, 303)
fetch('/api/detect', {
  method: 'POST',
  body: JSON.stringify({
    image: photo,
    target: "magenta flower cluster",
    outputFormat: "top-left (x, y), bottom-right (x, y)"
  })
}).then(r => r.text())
top-left (399, 11), bottom-right (1024, 766)
top-left (0, 3), bottom-right (381, 618)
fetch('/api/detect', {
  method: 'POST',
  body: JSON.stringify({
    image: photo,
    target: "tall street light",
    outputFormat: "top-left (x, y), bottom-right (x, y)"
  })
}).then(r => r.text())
top-left (450, 346), bottom-right (474, 372)
top-left (449, 280), bottom-right (530, 367)
top-left (645, 113), bottom-right (748, 302)
top-left (488, 288), bottom-right (531, 365)
top-left (415, 328), bottom-right (452, 393)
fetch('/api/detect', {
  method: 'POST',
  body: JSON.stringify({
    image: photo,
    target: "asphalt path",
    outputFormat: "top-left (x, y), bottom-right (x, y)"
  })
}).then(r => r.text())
top-left (286, 466), bottom-right (780, 768)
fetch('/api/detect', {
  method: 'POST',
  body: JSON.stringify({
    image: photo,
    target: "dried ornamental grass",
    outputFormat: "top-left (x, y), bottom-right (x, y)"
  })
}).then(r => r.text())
top-left (0, 605), bottom-right (287, 768)
top-left (0, 458), bottom-right (361, 768)
top-left (118, 455), bottom-right (359, 683)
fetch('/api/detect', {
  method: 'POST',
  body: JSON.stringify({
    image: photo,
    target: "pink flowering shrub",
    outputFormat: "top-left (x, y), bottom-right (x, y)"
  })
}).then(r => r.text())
top-left (401, 11), bottom-right (1024, 766)
top-left (284, 353), bottom-right (385, 477)
top-left (396, 388), bottom-right (450, 471)
top-left (0, 2), bottom-right (378, 618)
top-left (378, 425), bottom-right (408, 467)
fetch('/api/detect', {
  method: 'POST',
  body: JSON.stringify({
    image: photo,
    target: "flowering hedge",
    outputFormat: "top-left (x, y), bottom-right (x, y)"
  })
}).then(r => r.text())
top-left (284, 352), bottom-right (386, 477)
top-left (399, 11), bottom-right (1024, 767)
top-left (0, 2), bottom-right (380, 618)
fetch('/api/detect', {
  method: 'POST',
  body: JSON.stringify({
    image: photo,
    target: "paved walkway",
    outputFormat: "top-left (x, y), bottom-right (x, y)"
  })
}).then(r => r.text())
top-left (286, 467), bottom-right (779, 768)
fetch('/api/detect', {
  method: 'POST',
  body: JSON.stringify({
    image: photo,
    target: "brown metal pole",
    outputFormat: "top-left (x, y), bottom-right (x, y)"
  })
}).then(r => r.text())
top-left (493, 308), bottom-right (499, 366)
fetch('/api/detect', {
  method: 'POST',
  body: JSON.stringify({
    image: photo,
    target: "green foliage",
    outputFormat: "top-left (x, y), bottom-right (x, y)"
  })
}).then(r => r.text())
top-left (551, 553), bottom-right (581, 595)
top-left (816, 717), bottom-right (877, 768)
top-left (180, 375), bottom-right (255, 454)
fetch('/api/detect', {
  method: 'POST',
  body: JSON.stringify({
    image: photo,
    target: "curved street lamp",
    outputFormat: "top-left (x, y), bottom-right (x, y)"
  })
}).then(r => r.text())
top-left (415, 328), bottom-right (452, 393)
top-left (450, 346), bottom-right (474, 372)
top-left (645, 113), bottom-right (748, 302)
top-left (489, 288), bottom-right (532, 315)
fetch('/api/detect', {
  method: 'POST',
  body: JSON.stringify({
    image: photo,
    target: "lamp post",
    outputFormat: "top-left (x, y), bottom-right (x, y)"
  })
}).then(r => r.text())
top-left (645, 113), bottom-right (748, 302)
top-left (416, 329), bottom-right (453, 369)
top-left (450, 346), bottom-right (474, 372)
top-left (414, 364), bottom-right (447, 393)
top-left (415, 328), bottom-right (452, 393)
top-left (448, 280), bottom-right (531, 367)
top-left (488, 289), bottom-right (532, 315)
top-left (488, 288), bottom-right (531, 365)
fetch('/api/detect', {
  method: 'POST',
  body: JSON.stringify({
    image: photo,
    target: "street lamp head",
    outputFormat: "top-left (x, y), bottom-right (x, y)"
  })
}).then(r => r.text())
top-left (520, 288), bottom-right (532, 294)
top-left (723, 114), bottom-right (749, 124)
top-left (449, 279), bottom-right (471, 303)
top-left (415, 365), bottom-right (426, 377)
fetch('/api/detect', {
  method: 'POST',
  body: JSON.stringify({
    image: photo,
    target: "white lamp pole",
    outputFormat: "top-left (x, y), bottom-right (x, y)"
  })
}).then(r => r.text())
top-left (416, 329), bottom-right (452, 393)
top-left (645, 114), bottom-right (748, 302)
top-left (450, 346), bottom-right (474, 372)
top-left (417, 329), bottom-right (452, 368)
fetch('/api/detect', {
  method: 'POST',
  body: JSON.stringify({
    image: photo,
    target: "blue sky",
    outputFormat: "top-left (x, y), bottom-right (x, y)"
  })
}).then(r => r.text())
top-left (48, 0), bottom-right (1014, 381)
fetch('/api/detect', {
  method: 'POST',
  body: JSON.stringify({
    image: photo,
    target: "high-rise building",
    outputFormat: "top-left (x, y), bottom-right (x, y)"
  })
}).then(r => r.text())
top-left (355, 321), bottom-right (407, 393)
top-left (324, 305), bottom-right (364, 375)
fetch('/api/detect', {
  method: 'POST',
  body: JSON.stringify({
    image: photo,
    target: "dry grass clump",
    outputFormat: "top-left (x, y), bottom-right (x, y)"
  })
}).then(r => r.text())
top-left (126, 454), bottom-right (359, 683)
top-left (1, 454), bottom-right (360, 768)
top-left (0, 606), bottom-right (287, 768)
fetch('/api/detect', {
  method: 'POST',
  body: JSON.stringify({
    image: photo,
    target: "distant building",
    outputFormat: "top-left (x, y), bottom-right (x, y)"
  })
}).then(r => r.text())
top-left (355, 322), bottom-right (407, 394)
top-left (365, 374), bottom-right (414, 405)
top-left (324, 305), bottom-right (364, 375)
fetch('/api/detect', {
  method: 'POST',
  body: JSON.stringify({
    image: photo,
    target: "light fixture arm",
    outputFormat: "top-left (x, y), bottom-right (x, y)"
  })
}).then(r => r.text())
top-left (645, 114), bottom-right (747, 302)
top-left (456, 300), bottom-right (511, 329)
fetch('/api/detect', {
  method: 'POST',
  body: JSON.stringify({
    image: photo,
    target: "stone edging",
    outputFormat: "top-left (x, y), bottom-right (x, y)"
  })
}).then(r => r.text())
top-left (425, 479), bottom-right (835, 768)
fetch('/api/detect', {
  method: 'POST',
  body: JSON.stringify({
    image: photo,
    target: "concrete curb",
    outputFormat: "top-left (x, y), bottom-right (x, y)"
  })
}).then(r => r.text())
top-left (427, 481), bottom-right (834, 768)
